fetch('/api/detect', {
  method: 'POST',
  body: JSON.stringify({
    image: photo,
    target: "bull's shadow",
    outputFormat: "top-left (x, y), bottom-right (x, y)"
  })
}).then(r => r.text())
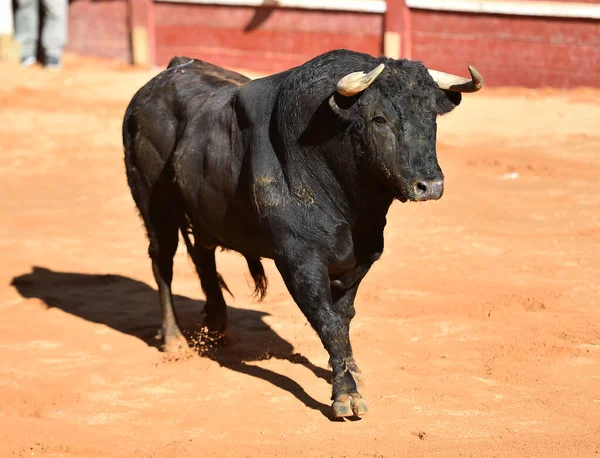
top-left (11, 266), bottom-right (332, 418)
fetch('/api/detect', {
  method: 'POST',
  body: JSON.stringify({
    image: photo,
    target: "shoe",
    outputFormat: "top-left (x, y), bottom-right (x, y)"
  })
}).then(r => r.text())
top-left (45, 56), bottom-right (62, 71)
top-left (20, 56), bottom-right (37, 67)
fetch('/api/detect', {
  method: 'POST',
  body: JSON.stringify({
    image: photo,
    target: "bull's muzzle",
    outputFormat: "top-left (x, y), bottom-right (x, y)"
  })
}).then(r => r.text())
top-left (412, 179), bottom-right (444, 201)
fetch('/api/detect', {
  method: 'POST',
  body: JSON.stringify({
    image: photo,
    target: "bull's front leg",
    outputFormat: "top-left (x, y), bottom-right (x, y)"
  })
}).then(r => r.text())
top-left (275, 254), bottom-right (368, 418)
top-left (329, 253), bottom-right (380, 414)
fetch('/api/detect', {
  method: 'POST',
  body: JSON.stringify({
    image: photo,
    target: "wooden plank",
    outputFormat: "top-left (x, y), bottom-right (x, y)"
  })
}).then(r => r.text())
top-left (153, 3), bottom-right (383, 35)
top-left (155, 0), bottom-right (386, 14)
top-left (67, 0), bottom-right (130, 61)
top-left (406, 0), bottom-right (600, 19)
top-left (156, 24), bottom-right (381, 55)
top-left (411, 10), bottom-right (600, 46)
top-left (384, 0), bottom-right (407, 58)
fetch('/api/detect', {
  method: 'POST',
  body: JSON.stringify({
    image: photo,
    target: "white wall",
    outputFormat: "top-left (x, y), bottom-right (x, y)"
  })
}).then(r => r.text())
top-left (0, 0), bottom-right (14, 35)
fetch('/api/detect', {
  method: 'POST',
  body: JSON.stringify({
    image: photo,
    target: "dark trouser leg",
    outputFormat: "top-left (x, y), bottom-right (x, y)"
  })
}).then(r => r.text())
top-left (14, 0), bottom-right (39, 59)
top-left (41, 0), bottom-right (67, 59)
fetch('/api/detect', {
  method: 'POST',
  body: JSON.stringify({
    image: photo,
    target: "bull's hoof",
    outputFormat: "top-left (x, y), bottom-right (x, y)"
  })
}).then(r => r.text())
top-left (204, 315), bottom-right (227, 334)
top-left (163, 331), bottom-right (190, 353)
top-left (202, 307), bottom-right (228, 334)
top-left (332, 393), bottom-right (368, 418)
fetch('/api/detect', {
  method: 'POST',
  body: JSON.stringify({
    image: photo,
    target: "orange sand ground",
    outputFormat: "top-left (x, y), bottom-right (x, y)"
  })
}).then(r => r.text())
top-left (1, 55), bottom-right (599, 457)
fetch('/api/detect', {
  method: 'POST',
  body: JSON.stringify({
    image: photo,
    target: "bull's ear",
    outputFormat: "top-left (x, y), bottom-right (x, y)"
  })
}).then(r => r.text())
top-left (436, 89), bottom-right (462, 115)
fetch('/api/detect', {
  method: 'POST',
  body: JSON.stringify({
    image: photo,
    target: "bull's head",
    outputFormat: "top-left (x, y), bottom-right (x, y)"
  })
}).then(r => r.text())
top-left (329, 61), bottom-right (483, 202)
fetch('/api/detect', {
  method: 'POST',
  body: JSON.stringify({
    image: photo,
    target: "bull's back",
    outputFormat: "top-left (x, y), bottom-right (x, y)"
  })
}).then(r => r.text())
top-left (123, 57), bottom-right (273, 256)
top-left (167, 56), bottom-right (250, 86)
top-left (122, 57), bottom-right (251, 182)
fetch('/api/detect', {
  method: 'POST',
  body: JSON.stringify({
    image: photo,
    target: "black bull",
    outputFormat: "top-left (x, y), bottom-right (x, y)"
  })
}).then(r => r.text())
top-left (122, 49), bottom-right (482, 418)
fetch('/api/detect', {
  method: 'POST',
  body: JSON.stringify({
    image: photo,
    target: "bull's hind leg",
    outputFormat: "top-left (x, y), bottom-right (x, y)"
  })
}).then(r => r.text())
top-left (149, 208), bottom-right (189, 353)
top-left (191, 246), bottom-right (228, 334)
top-left (180, 227), bottom-right (228, 333)
top-left (125, 154), bottom-right (188, 353)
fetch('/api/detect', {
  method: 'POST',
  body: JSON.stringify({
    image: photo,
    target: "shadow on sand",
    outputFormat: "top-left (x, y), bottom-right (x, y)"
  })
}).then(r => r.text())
top-left (11, 266), bottom-right (338, 419)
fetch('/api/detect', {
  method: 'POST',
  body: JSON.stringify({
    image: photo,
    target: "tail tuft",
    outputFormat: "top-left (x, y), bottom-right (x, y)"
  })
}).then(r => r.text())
top-left (216, 272), bottom-right (233, 298)
top-left (180, 213), bottom-right (266, 300)
top-left (246, 257), bottom-right (268, 301)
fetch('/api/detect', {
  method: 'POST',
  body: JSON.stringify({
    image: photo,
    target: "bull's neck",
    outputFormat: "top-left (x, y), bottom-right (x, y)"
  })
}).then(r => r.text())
top-left (282, 140), bottom-right (394, 223)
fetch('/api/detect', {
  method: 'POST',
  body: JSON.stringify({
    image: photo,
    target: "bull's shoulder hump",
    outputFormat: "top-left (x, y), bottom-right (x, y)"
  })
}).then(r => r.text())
top-left (235, 70), bottom-right (291, 120)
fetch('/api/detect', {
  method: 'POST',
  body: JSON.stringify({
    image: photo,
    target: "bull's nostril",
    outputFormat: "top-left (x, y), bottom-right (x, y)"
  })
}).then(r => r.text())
top-left (412, 179), bottom-right (443, 201)
top-left (415, 181), bottom-right (427, 195)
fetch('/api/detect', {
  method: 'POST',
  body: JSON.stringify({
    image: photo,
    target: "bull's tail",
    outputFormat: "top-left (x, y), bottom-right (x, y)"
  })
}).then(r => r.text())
top-left (245, 257), bottom-right (268, 301)
top-left (179, 216), bottom-right (267, 301)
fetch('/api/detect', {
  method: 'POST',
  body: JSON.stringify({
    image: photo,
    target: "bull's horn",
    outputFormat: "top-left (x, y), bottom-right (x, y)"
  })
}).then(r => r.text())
top-left (336, 63), bottom-right (385, 97)
top-left (427, 65), bottom-right (484, 93)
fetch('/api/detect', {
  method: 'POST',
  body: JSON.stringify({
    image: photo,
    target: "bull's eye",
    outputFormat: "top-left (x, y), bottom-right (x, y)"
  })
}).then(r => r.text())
top-left (373, 116), bottom-right (387, 125)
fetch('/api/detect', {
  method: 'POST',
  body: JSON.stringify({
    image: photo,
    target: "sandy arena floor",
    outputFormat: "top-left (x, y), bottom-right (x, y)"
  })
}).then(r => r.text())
top-left (0, 54), bottom-right (599, 457)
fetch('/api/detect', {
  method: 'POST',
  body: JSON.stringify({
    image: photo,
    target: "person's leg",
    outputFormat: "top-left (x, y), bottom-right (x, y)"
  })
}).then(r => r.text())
top-left (41, 0), bottom-right (67, 67)
top-left (14, 0), bottom-right (39, 64)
